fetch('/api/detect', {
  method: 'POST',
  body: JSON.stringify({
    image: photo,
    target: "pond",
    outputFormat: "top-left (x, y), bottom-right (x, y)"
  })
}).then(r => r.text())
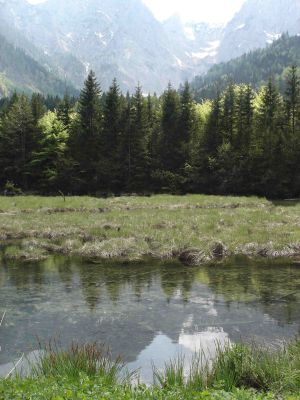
top-left (0, 256), bottom-right (300, 382)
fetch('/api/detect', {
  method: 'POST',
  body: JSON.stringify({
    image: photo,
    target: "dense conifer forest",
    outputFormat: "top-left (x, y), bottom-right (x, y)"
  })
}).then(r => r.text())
top-left (191, 34), bottom-right (300, 101)
top-left (1, 66), bottom-right (300, 199)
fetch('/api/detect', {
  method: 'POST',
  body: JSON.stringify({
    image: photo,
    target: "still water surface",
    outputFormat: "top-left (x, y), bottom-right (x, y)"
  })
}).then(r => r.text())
top-left (0, 256), bottom-right (300, 381)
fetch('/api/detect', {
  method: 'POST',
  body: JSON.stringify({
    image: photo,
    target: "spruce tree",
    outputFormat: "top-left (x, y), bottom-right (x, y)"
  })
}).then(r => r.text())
top-left (101, 78), bottom-right (122, 192)
top-left (179, 81), bottom-right (197, 164)
top-left (254, 78), bottom-right (285, 196)
top-left (57, 92), bottom-right (72, 128)
top-left (126, 84), bottom-right (149, 192)
top-left (0, 95), bottom-right (37, 189)
top-left (221, 83), bottom-right (236, 144)
top-left (160, 83), bottom-right (181, 172)
top-left (31, 93), bottom-right (46, 124)
top-left (70, 70), bottom-right (102, 193)
top-left (284, 66), bottom-right (300, 195)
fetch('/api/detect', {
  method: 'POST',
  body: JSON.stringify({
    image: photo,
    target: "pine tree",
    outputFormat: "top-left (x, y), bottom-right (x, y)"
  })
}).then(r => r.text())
top-left (236, 84), bottom-right (254, 153)
top-left (221, 83), bottom-right (236, 144)
top-left (100, 78), bottom-right (122, 192)
top-left (31, 93), bottom-right (46, 124)
top-left (70, 70), bottom-right (102, 193)
top-left (160, 83), bottom-right (181, 172)
top-left (284, 66), bottom-right (300, 196)
top-left (179, 81), bottom-right (197, 164)
top-left (126, 84), bottom-right (149, 192)
top-left (256, 78), bottom-right (284, 157)
top-left (254, 78), bottom-right (285, 196)
top-left (57, 92), bottom-right (72, 128)
top-left (202, 93), bottom-right (222, 156)
top-left (0, 95), bottom-right (37, 189)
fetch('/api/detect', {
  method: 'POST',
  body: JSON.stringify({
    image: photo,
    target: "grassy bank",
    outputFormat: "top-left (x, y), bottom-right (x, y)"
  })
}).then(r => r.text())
top-left (0, 195), bottom-right (300, 264)
top-left (1, 341), bottom-right (300, 399)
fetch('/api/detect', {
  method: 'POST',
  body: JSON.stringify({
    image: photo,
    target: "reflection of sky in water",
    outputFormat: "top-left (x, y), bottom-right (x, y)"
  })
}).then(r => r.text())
top-left (1, 256), bottom-right (300, 379)
top-left (128, 328), bottom-right (229, 383)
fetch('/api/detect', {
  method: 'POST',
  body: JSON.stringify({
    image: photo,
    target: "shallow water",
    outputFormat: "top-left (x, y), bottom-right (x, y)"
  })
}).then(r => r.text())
top-left (0, 256), bottom-right (300, 381)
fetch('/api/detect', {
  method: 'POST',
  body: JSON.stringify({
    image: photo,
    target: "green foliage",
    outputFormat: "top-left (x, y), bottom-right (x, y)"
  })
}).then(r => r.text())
top-left (0, 94), bottom-right (38, 189)
top-left (1, 66), bottom-right (300, 198)
top-left (1, 341), bottom-right (300, 399)
top-left (191, 34), bottom-right (300, 100)
top-left (69, 70), bottom-right (103, 193)
top-left (32, 342), bottom-right (130, 386)
top-left (209, 341), bottom-right (300, 393)
top-left (0, 377), bottom-right (283, 400)
top-left (31, 111), bottom-right (71, 191)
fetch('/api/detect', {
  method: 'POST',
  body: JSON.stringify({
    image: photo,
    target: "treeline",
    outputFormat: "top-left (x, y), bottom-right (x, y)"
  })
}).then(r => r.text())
top-left (0, 67), bottom-right (300, 198)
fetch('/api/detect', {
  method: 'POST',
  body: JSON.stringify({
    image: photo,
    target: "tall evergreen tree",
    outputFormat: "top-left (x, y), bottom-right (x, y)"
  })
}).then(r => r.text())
top-left (160, 83), bottom-right (181, 172)
top-left (254, 79), bottom-right (285, 196)
top-left (0, 95), bottom-right (37, 189)
top-left (57, 92), bottom-right (72, 128)
top-left (221, 83), bottom-right (236, 144)
top-left (126, 84), bottom-right (149, 192)
top-left (179, 81), bottom-right (197, 164)
top-left (100, 78), bottom-right (122, 192)
top-left (70, 70), bottom-right (102, 192)
top-left (284, 66), bottom-right (300, 195)
top-left (31, 93), bottom-right (46, 124)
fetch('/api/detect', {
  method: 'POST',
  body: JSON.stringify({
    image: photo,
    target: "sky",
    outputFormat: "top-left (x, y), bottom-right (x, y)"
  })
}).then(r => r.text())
top-left (27, 0), bottom-right (245, 24)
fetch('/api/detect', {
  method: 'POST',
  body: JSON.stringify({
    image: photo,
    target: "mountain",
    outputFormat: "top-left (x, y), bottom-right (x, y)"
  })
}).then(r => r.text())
top-left (217, 0), bottom-right (300, 63)
top-left (0, 0), bottom-right (223, 92)
top-left (191, 34), bottom-right (300, 100)
top-left (162, 16), bottom-right (223, 77)
top-left (0, 33), bottom-right (77, 97)
top-left (0, 0), bottom-right (186, 92)
top-left (1, 0), bottom-right (300, 94)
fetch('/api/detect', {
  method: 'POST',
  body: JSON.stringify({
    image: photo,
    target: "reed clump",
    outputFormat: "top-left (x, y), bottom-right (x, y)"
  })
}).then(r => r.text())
top-left (32, 341), bottom-right (133, 385)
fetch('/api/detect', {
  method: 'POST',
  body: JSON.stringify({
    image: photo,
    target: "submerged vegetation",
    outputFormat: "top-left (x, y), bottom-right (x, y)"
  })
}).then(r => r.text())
top-left (0, 195), bottom-right (300, 263)
top-left (1, 340), bottom-right (300, 399)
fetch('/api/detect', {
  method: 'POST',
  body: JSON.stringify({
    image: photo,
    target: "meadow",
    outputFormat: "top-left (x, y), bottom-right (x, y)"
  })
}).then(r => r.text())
top-left (0, 194), bottom-right (299, 264)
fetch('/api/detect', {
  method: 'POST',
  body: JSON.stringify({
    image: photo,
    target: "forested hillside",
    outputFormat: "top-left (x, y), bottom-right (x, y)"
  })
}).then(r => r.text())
top-left (0, 66), bottom-right (300, 199)
top-left (0, 34), bottom-right (77, 97)
top-left (191, 34), bottom-right (300, 100)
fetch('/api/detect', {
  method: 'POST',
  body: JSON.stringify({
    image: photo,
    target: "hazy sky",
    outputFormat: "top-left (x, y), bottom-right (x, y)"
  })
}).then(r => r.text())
top-left (27, 0), bottom-right (245, 24)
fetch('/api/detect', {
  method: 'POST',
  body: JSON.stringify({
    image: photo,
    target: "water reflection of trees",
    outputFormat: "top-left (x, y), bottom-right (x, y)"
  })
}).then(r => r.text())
top-left (2, 256), bottom-right (300, 325)
top-left (195, 258), bottom-right (300, 325)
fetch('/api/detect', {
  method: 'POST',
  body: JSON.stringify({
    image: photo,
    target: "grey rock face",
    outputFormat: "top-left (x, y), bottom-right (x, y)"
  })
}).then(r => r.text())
top-left (217, 0), bottom-right (300, 62)
top-left (0, 0), bottom-right (300, 93)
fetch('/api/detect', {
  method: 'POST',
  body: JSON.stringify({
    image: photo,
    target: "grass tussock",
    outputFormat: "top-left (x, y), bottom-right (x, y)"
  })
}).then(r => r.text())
top-left (32, 341), bottom-right (133, 386)
top-left (1, 194), bottom-right (300, 264)
top-left (153, 341), bottom-right (300, 394)
top-left (1, 340), bottom-right (300, 398)
top-left (209, 341), bottom-right (300, 393)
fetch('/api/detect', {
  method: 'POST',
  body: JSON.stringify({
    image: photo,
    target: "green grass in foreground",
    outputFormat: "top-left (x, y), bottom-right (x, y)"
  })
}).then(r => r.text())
top-left (1, 341), bottom-right (300, 399)
top-left (0, 194), bottom-right (300, 263)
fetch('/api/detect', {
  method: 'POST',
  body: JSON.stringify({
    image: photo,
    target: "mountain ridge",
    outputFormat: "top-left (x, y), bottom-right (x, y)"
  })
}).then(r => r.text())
top-left (1, 0), bottom-right (300, 94)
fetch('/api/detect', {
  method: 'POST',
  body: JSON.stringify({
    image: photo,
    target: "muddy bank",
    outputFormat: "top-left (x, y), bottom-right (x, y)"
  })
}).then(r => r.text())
top-left (2, 238), bottom-right (300, 265)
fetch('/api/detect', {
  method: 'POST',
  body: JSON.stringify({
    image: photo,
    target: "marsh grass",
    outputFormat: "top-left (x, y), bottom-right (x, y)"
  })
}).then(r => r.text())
top-left (153, 353), bottom-right (208, 391)
top-left (32, 341), bottom-right (135, 385)
top-left (210, 341), bottom-right (300, 393)
top-left (2, 339), bottom-right (300, 397)
top-left (1, 195), bottom-right (300, 263)
top-left (152, 341), bottom-right (300, 394)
